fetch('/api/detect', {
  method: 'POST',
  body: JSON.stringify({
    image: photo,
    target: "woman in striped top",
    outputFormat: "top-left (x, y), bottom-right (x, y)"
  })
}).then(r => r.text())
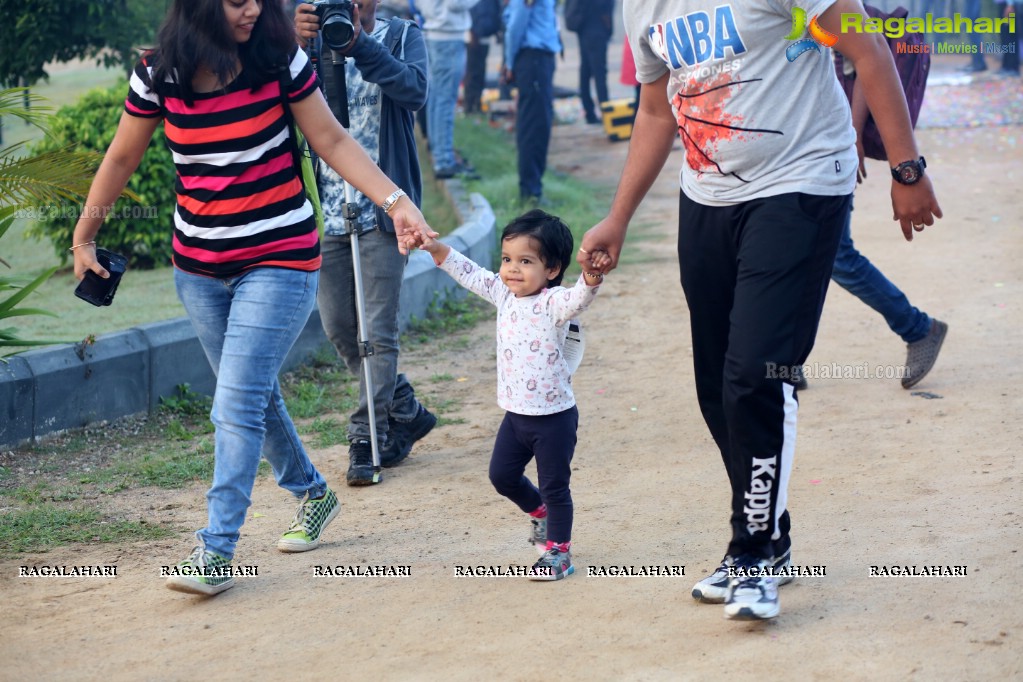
top-left (70, 0), bottom-right (436, 597)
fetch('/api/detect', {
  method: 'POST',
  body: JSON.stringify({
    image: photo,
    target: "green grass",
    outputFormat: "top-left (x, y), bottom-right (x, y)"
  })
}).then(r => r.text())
top-left (0, 505), bottom-right (173, 558)
top-left (0, 77), bottom-right (638, 558)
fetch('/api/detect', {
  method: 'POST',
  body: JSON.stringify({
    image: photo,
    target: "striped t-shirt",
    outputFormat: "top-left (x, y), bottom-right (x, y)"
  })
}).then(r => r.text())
top-left (125, 49), bottom-right (321, 277)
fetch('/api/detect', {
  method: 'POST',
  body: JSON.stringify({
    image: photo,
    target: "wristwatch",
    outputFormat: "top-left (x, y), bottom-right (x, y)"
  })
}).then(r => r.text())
top-left (891, 156), bottom-right (927, 185)
top-left (381, 188), bottom-right (407, 214)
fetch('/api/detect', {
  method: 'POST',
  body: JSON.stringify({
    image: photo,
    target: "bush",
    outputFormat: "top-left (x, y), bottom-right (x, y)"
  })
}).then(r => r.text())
top-left (27, 80), bottom-right (176, 269)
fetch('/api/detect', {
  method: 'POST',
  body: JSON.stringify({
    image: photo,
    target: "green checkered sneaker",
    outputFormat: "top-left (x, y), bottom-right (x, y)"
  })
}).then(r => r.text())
top-left (165, 546), bottom-right (236, 596)
top-left (277, 487), bottom-right (340, 553)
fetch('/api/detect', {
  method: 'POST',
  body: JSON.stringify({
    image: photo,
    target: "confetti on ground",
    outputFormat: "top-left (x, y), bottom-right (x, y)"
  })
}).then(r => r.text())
top-left (918, 66), bottom-right (1023, 130)
top-left (810, 479), bottom-right (822, 485)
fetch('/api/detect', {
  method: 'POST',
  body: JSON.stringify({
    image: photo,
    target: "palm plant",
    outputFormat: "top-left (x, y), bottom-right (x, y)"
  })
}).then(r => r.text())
top-left (0, 87), bottom-right (123, 355)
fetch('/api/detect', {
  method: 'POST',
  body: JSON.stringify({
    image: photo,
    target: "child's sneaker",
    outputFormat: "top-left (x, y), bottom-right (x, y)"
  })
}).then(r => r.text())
top-left (165, 546), bottom-right (235, 596)
top-left (529, 545), bottom-right (574, 581)
top-left (277, 487), bottom-right (340, 552)
top-left (529, 516), bottom-right (547, 555)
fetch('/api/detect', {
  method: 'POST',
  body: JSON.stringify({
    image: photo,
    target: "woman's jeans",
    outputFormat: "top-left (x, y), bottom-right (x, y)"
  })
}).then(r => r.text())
top-left (175, 267), bottom-right (327, 560)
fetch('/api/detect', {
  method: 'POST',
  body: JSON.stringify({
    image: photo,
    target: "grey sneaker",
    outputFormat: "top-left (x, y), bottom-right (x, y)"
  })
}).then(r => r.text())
top-left (528, 546), bottom-right (574, 581)
top-left (346, 439), bottom-right (378, 486)
top-left (277, 487), bottom-right (340, 552)
top-left (529, 516), bottom-right (548, 555)
top-left (692, 550), bottom-right (793, 603)
top-left (902, 319), bottom-right (948, 389)
top-left (165, 546), bottom-right (235, 596)
top-left (724, 558), bottom-right (780, 620)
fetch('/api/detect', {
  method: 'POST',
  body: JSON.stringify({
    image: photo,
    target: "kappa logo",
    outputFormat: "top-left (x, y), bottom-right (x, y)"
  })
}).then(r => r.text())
top-left (744, 457), bottom-right (778, 534)
top-left (783, 7), bottom-right (838, 62)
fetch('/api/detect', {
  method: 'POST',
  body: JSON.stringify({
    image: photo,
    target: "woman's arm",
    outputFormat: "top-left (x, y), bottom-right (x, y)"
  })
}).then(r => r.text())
top-left (71, 112), bottom-right (161, 280)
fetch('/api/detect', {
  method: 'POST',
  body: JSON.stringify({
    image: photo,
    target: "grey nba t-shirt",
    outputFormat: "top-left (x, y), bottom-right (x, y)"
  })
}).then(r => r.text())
top-left (624, 0), bottom-right (857, 206)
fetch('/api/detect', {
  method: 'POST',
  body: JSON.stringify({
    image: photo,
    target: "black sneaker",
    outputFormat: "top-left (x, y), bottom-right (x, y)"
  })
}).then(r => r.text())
top-left (380, 405), bottom-right (437, 468)
top-left (346, 439), bottom-right (377, 486)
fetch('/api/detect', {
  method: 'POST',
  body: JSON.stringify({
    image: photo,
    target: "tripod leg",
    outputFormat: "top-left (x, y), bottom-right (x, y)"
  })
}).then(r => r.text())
top-left (348, 228), bottom-right (382, 481)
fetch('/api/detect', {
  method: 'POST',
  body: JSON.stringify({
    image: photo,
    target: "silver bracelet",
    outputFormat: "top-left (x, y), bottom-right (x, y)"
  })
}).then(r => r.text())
top-left (381, 188), bottom-right (407, 214)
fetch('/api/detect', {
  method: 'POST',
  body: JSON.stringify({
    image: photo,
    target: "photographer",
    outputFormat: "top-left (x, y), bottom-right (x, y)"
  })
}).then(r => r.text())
top-left (295, 1), bottom-right (436, 486)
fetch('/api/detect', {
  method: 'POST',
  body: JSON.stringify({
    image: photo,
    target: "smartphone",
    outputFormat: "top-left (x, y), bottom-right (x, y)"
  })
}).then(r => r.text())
top-left (74, 248), bottom-right (128, 307)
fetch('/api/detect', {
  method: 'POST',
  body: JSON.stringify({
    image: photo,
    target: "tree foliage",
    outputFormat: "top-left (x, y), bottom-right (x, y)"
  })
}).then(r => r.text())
top-left (27, 81), bottom-right (174, 270)
top-left (0, 88), bottom-right (123, 355)
top-left (0, 0), bottom-right (166, 87)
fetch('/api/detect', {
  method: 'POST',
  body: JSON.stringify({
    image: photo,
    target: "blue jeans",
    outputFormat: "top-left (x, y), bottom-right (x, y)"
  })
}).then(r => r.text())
top-left (175, 267), bottom-right (327, 560)
top-left (317, 230), bottom-right (419, 445)
top-left (830, 206), bottom-right (930, 344)
top-left (426, 38), bottom-right (466, 171)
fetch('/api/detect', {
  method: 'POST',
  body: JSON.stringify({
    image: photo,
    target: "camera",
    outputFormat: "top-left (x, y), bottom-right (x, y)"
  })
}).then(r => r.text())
top-left (311, 0), bottom-right (356, 52)
top-left (74, 248), bottom-right (127, 307)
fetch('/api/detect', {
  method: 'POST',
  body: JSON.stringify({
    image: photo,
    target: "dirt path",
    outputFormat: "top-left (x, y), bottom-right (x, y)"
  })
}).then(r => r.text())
top-left (2, 59), bottom-right (1021, 680)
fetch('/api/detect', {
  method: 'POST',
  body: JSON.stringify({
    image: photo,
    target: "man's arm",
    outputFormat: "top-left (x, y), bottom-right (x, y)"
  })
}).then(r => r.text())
top-left (577, 71), bottom-right (676, 272)
top-left (349, 20), bottom-right (429, 110)
top-left (502, 0), bottom-right (527, 79)
top-left (819, 0), bottom-right (942, 240)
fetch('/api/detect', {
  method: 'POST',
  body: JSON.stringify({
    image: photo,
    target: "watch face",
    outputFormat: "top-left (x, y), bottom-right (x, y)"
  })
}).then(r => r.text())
top-left (899, 164), bottom-right (919, 183)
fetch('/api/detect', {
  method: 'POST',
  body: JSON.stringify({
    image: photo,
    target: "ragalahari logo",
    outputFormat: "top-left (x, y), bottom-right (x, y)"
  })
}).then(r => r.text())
top-left (784, 7), bottom-right (838, 61)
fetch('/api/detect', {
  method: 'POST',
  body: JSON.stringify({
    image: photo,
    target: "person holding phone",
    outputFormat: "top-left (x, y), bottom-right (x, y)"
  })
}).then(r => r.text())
top-left (70, 0), bottom-right (436, 596)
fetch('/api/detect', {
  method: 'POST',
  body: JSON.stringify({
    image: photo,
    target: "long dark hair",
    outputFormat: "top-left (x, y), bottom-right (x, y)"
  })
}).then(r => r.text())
top-left (502, 209), bottom-right (574, 287)
top-left (150, 0), bottom-right (297, 105)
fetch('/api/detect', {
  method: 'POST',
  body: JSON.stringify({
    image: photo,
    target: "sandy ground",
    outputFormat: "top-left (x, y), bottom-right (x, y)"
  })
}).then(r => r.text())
top-left (2, 54), bottom-right (1022, 679)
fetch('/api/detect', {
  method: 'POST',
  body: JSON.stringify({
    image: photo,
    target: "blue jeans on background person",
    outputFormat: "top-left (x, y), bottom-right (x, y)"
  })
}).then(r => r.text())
top-left (175, 266), bottom-right (328, 560)
top-left (830, 206), bottom-right (931, 344)
top-left (513, 48), bottom-right (556, 199)
top-left (317, 229), bottom-right (420, 446)
top-left (426, 38), bottom-right (466, 173)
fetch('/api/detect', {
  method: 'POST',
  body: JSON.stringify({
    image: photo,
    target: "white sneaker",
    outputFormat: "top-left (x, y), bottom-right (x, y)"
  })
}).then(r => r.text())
top-left (692, 550), bottom-right (793, 604)
top-left (724, 558), bottom-right (780, 620)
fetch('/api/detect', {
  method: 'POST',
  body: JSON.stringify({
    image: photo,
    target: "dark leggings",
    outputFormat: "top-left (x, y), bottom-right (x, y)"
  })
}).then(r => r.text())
top-left (488, 407), bottom-right (578, 543)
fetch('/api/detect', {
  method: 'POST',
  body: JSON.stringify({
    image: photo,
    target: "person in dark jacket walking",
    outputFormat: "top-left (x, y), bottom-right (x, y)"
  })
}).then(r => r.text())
top-left (296, 0), bottom-right (437, 486)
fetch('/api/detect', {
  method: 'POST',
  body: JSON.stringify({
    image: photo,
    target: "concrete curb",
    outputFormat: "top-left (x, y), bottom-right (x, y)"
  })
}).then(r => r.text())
top-left (1, 191), bottom-right (496, 450)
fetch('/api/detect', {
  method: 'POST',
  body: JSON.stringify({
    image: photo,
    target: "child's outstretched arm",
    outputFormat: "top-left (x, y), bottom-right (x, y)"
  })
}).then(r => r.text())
top-left (420, 236), bottom-right (507, 308)
top-left (418, 233), bottom-right (450, 266)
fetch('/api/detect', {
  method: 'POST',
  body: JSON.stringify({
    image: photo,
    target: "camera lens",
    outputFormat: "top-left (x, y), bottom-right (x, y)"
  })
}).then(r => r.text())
top-left (319, 2), bottom-right (356, 52)
top-left (322, 16), bottom-right (354, 50)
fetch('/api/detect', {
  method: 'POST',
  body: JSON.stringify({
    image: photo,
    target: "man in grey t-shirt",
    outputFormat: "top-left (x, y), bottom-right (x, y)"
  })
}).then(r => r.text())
top-left (577, 0), bottom-right (941, 621)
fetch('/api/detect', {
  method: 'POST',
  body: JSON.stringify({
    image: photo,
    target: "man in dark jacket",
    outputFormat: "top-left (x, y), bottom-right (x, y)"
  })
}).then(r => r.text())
top-left (296, 0), bottom-right (436, 486)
